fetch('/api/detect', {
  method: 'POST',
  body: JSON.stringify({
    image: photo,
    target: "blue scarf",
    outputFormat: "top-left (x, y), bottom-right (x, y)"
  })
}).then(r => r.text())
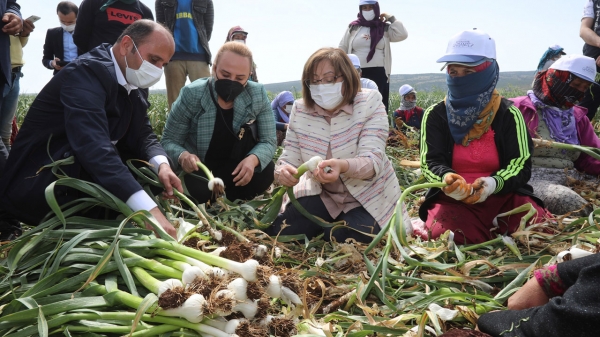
top-left (445, 60), bottom-right (499, 145)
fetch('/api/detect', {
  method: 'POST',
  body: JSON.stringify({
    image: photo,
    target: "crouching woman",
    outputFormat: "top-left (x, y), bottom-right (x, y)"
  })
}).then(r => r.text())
top-left (268, 47), bottom-right (404, 243)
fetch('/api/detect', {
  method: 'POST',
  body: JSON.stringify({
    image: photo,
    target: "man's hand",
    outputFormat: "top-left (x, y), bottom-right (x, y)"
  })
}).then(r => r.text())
top-left (178, 151), bottom-right (200, 173)
top-left (232, 155), bottom-right (259, 186)
top-left (51, 58), bottom-right (63, 70)
top-left (441, 173), bottom-right (471, 201)
top-left (149, 207), bottom-right (177, 239)
top-left (596, 55), bottom-right (600, 68)
top-left (21, 19), bottom-right (34, 37)
top-left (276, 165), bottom-right (299, 187)
top-left (312, 158), bottom-right (348, 184)
top-left (507, 276), bottom-right (550, 310)
top-left (157, 163), bottom-right (183, 198)
top-left (2, 13), bottom-right (22, 35)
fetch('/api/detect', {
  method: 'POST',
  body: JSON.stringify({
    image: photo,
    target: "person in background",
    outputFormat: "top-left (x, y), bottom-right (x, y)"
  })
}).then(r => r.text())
top-left (43, 1), bottom-right (78, 75)
top-left (417, 29), bottom-right (548, 244)
top-left (161, 42), bottom-right (276, 203)
top-left (537, 45), bottom-right (566, 73)
top-left (271, 90), bottom-right (293, 146)
top-left (339, 0), bottom-right (408, 112)
top-left (579, 0), bottom-right (600, 121)
top-left (225, 26), bottom-right (258, 82)
top-left (0, 20), bottom-right (181, 241)
top-left (511, 55), bottom-right (600, 216)
top-left (73, 0), bottom-right (153, 55)
top-left (156, 0), bottom-right (214, 109)
top-left (477, 252), bottom-right (600, 337)
top-left (269, 47), bottom-right (405, 243)
top-left (347, 53), bottom-right (378, 90)
top-left (2, 18), bottom-right (33, 154)
top-left (0, 0), bottom-right (22, 180)
top-left (393, 84), bottom-right (423, 130)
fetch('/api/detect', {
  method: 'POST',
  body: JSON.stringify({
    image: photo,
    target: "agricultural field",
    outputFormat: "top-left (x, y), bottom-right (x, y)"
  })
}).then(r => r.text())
top-left (3, 89), bottom-right (600, 336)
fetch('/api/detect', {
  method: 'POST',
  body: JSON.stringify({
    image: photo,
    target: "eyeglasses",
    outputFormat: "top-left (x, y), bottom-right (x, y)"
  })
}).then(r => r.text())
top-left (304, 74), bottom-right (343, 87)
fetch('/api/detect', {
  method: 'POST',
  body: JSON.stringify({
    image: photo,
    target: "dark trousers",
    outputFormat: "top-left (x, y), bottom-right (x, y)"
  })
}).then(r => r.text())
top-left (579, 65), bottom-right (600, 121)
top-left (361, 66), bottom-right (390, 113)
top-left (268, 195), bottom-right (379, 243)
top-left (184, 160), bottom-right (274, 203)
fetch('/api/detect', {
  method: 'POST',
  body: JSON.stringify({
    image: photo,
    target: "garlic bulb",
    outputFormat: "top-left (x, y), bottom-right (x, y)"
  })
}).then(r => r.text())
top-left (281, 286), bottom-right (302, 305)
top-left (160, 294), bottom-right (206, 323)
top-left (158, 279), bottom-right (184, 296)
top-left (227, 278), bottom-right (248, 301)
top-left (266, 275), bottom-right (282, 298)
top-left (182, 266), bottom-right (207, 286)
top-left (233, 299), bottom-right (258, 319)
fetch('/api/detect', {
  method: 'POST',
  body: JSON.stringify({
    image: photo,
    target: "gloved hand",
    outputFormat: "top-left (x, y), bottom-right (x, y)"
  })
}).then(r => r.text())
top-left (441, 173), bottom-right (471, 201)
top-left (462, 177), bottom-right (496, 204)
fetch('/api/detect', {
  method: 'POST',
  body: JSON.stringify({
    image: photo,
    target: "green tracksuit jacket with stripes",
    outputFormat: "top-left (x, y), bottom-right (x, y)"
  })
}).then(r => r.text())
top-left (417, 98), bottom-right (542, 221)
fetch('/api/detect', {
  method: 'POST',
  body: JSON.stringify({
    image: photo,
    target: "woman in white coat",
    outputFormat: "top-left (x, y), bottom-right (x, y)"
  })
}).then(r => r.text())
top-left (339, 0), bottom-right (408, 112)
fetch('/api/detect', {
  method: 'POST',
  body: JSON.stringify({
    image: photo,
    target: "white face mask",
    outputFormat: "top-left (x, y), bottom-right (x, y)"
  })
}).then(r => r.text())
top-left (310, 82), bottom-right (344, 110)
top-left (232, 39), bottom-right (246, 44)
top-left (124, 40), bottom-right (163, 89)
top-left (61, 23), bottom-right (76, 32)
top-left (362, 10), bottom-right (376, 21)
top-left (284, 104), bottom-right (294, 113)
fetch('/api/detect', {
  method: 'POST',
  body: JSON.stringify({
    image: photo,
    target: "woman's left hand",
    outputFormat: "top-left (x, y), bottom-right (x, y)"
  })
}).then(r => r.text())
top-left (312, 159), bottom-right (349, 184)
top-left (233, 155), bottom-right (259, 186)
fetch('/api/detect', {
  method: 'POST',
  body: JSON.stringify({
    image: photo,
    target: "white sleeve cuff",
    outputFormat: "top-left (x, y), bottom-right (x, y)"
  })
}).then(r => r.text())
top-left (126, 190), bottom-right (157, 212)
top-left (149, 155), bottom-right (169, 174)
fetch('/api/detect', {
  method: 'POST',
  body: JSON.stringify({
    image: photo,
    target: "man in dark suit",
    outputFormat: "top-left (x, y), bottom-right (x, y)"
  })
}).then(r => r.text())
top-left (43, 1), bottom-right (78, 75)
top-left (0, 20), bottom-right (181, 240)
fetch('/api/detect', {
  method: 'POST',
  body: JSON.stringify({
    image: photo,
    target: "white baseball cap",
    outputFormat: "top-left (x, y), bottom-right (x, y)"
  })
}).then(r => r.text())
top-left (399, 84), bottom-right (415, 96)
top-left (437, 29), bottom-right (496, 64)
top-left (347, 54), bottom-right (361, 69)
top-left (359, 0), bottom-right (377, 5)
top-left (550, 54), bottom-right (598, 83)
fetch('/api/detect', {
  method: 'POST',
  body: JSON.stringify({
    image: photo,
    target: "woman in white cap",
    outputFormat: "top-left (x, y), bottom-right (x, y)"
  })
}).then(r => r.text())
top-left (417, 29), bottom-right (548, 244)
top-left (347, 53), bottom-right (378, 90)
top-left (339, 0), bottom-right (407, 112)
top-left (393, 84), bottom-right (423, 130)
top-left (511, 54), bottom-right (600, 216)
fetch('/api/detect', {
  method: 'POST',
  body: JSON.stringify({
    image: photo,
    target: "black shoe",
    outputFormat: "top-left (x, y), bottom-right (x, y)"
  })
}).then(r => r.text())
top-left (0, 219), bottom-right (22, 241)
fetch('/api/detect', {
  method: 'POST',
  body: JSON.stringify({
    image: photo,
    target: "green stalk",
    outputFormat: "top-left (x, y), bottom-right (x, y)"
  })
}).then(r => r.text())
top-left (153, 249), bottom-right (212, 272)
top-left (131, 266), bottom-right (162, 294)
top-left (59, 325), bottom-right (142, 334)
top-left (172, 189), bottom-right (211, 227)
top-left (196, 161), bottom-right (215, 180)
top-left (459, 236), bottom-right (503, 252)
top-left (120, 249), bottom-right (183, 279)
top-left (154, 257), bottom-right (191, 271)
top-left (533, 138), bottom-right (600, 161)
top-left (150, 240), bottom-right (259, 281)
top-left (129, 324), bottom-right (182, 336)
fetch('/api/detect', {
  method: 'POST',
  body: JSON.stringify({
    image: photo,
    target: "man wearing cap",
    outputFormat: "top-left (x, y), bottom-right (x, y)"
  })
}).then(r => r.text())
top-left (417, 29), bottom-right (547, 245)
top-left (156, 0), bottom-right (214, 109)
top-left (511, 54), bottom-right (600, 216)
top-left (347, 53), bottom-right (378, 90)
top-left (225, 26), bottom-right (258, 82)
top-left (579, 0), bottom-right (600, 120)
top-left (392, 84), bottom-right (423, 130)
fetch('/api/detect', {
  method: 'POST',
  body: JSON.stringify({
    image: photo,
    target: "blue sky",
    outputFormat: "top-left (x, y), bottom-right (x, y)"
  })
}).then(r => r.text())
top-left (16, 0), bottom-right (586, 93)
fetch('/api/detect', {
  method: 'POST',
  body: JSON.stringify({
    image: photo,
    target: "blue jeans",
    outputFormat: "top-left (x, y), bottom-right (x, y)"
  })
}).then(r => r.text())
top-left (0, 70), bottom-right (21, 174)
top-left (1, 70), bottom-right (20, 149)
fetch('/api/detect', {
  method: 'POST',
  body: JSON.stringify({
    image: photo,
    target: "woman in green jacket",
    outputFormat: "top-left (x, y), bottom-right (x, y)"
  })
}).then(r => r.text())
top-left (161, 42), bottom-right (276, 202)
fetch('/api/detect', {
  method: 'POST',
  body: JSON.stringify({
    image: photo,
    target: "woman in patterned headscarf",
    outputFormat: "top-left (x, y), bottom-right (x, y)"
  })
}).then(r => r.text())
top-left (512, 54), bottom-right (600, 216)
top-left (417, 30), bottom-right (548, 244)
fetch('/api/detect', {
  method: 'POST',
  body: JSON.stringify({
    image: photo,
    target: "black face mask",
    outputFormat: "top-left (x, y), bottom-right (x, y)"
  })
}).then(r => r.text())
top-left (214, 78), bottom-right (245, 102)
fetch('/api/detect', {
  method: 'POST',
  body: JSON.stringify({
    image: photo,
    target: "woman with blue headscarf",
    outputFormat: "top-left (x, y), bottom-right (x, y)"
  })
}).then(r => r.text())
top-left (271, 91), bottom-right (294, 146)
top-left (417, 30), bottom-right (548, 244)
top-left (537, 45), bottom-right (566, 73)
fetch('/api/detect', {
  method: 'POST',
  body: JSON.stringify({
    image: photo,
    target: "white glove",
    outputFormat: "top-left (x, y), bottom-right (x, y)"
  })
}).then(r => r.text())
top-left (462, 177), bottom-right (496, 204)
